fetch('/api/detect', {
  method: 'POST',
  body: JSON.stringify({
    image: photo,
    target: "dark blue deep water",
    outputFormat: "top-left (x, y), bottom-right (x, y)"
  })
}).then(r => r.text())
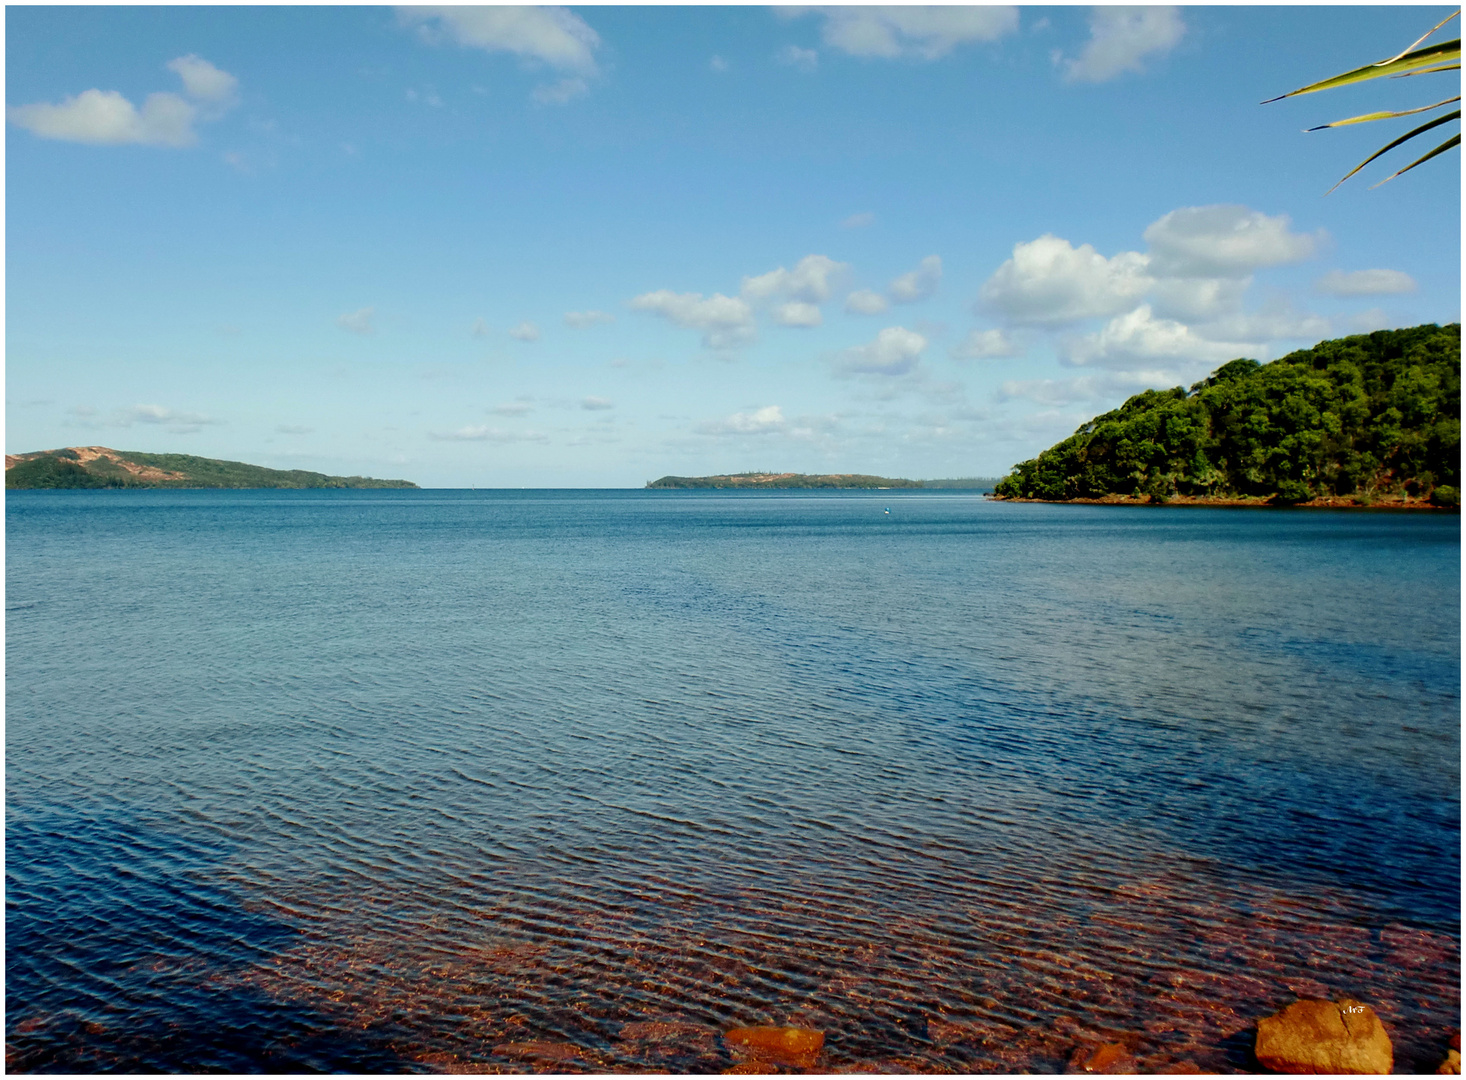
top-left (6, 490), bottom-right (1460, 1072)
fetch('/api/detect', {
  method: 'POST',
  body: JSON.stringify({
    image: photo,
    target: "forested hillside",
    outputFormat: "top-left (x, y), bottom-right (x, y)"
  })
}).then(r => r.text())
top-left (994, 324), bottom-right (1459, 507)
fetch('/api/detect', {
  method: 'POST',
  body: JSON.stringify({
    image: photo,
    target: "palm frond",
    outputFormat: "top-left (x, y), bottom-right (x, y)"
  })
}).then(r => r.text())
top-left (1371, 132), bottom-right (1462, 186)
top-left (1306, 96), bottom-right (1460, 130)
top-left (1325, 110), bottom-right (1461, 193)
top-left (1261, 39), bottom-right (1461, 103)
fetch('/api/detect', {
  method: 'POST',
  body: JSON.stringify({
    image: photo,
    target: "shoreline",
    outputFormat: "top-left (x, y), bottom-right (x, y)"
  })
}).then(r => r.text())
top-left (991, 493), bottom-right (1457, 511)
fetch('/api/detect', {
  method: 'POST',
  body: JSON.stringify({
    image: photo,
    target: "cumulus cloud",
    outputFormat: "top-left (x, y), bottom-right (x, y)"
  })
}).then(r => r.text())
top-left (1192, 302), bottom-right (1331, 346)
top-left (120, 404), bottom-right (220, 434)
top-left (9, 54), bottom-right (239, 146)
top-left (1061, 305), bottom-right (1250, 370)
top-left (581, 396), bottom-right (613, 410)
top-left (742, 254), bottom-right (847, 304)
top-left (429, 424), bottom-right (548, 443)
top-left (840, 326), bottom-right (928, 376)
top-left (778, 44), bottom-right (820, 72)
top-left (630, 290), bottom-right (757, 349)
top-left (1148, 276), bottom-right (1251, 322)
top-left (772, 302), bottom-right (823, 327)
top-left (399, 6), bottom-right (600, 74)
top-left (338, 307), bottom-right (376, 335)
top-left (509, 321), bottom-right (541, 342)
top-left (952, 328), bottom-right (1021, 360)
top-left (845, 289), bottom-right (890, 316)
top-left (801, 6), bottom-right (1020, 59)
top-left (1143, 205), bottom-right (1321, 278)
top-left (563, 309), bottom-right (615, 328)
top-left (698, 404), bottom-right (787, 435)
top-left (980, 234), bottom-right (1151, 324)
top-left (166, 54), bottom-right (239, 108)
top-left (889, 254), bottom-right (942, 303)
top-left (1061, 6), bottom-right (1185, 83)
top-left (1315, 269), bottom-right (1417, 297)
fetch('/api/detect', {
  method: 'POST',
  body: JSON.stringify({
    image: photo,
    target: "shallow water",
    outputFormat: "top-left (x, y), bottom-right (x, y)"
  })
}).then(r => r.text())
top-left (6, 490), bottom-right (1459, 1072)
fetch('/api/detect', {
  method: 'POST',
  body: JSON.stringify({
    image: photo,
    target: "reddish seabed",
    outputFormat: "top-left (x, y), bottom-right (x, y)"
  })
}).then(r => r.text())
top-left (12, 854), bottom-right (1452, 1074)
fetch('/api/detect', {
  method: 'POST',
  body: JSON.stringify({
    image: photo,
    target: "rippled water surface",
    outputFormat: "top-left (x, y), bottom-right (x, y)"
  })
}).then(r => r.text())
top-left (6, 490), bottom-right (1459, 1073)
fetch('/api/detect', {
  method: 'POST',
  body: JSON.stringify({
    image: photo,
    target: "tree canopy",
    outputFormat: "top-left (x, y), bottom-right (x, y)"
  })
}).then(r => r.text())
top-left (994, 324), bottom-right (1460, 507)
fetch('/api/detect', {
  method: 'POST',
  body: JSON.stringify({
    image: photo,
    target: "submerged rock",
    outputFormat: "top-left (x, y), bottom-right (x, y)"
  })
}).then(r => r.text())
top-left (1067, 1041), bottom-right (1138, 1074)
top-left (724, 1026), bottom-right (824, 1069)
top-left (1254, 998), bottom-right (1392, 1074)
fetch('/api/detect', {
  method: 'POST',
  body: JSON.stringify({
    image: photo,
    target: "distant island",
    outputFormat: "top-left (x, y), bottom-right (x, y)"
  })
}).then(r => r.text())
top-left (993, 323), bottom-right (1459, 509)
top-left (5, 447), bottom-right (418, 490)
top-left (647, 473), bottom-right (1002, 490)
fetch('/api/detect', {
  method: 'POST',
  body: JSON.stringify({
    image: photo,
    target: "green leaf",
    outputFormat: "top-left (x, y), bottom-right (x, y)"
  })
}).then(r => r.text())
top-left (1326, 109), bottom-right (1461, 193)
top-left (1306, 95), bottom-right (1459, 130)
top-left (1262, 39), bottom-right (1461, 103)
top-left (1371, 132), bottom-right (1461, 186)
top-left (1393, 62), bottom-right (1462, 77)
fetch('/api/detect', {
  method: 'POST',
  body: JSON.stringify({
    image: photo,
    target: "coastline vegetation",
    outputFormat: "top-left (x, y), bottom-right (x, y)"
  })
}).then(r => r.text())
top-left (5, 447), bottom-right (418, 490)
top-left (993, 324), bottom-right (1460, 508)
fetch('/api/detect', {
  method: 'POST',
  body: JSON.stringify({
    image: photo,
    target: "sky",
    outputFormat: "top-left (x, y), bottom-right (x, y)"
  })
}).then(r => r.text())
top-left (6, 5), bottom-right (1461, 488)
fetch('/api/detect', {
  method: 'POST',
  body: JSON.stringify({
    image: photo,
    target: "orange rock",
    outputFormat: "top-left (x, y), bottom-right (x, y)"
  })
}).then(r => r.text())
top-left (1254, 998), bottom-right (1392, 1074)
top-left (491, 1040), bottom-right (586, 1063)
top-left (1438, 1049), bottom-right (1461, 1075)
top-left (725, 1026), bottom-right (825, 1068)
top-left (723, 1062), bottom-right (780, 1075)
top-left (1068, 1041), bottom-right (1138, 1074)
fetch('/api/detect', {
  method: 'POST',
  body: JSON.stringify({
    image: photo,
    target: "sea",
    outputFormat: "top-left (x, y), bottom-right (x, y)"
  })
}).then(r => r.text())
top-left (5, 489), bottom-right (1460, 1073)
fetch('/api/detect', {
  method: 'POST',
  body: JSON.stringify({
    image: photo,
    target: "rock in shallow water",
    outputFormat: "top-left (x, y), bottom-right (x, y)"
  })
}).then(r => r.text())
top-left (1437, 1048), bottom-right (1461, 1074)
top-left (723, 1026), bottom-right (825, 1068)
top-left (1254, 998), bottom-right (1392, 1074)
top-left (1068, 1041), bottom-right (1138, 1074)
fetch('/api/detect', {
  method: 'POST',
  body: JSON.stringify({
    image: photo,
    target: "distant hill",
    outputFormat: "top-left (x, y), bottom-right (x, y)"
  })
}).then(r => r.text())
top-left (993, 324), bottom-right (1459, 508)
top-left (648, 472), bottom-right (924, 489)
top-left (5, 447), bottom-right (418, 490)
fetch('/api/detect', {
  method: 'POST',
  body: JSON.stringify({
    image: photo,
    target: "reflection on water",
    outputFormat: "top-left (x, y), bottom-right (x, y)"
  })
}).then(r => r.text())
top-left (6, 491), bottom-right (1459, 1072)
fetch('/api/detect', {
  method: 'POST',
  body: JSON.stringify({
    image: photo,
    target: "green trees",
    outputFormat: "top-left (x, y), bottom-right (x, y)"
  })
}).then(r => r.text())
top-left (994, 324), bottom-right (1460, 505)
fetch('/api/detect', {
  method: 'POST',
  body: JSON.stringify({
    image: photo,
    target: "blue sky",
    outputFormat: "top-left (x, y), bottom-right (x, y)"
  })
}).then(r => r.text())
top-left (6, 5), bottom-right (1461, 487)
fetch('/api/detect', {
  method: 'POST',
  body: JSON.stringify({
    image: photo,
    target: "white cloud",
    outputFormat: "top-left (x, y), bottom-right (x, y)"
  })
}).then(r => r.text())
top-left (889, 254), bottom-right (942, 303)
top-left (980, 234), bottom-right (1151, 324)
top-left (563, 309), bottom-right (615, 328)
top-left (778, 44), bottom-right (820, 72)
top-left (492, 401), bottom-right (534, 416)
top-left (742, 254), bottom-right (848, 304)
top-left (1143, 205), bottom-right (1321, 278)
top-left (121, 404), bottom-right (219, 433)
top-left (997, 375), bottom-right (1117, 407)
top-left (1148, 276), bottom-right (1251, 321)
top-left (581, 396), bottom-right (613, 410)
top-left (845, 289), bottom-right (890, 316)
top-left (10, 89), bottom-right (197, 146)
top-left (1061, 305), bottom-right (1249, 370)
top-left (806, 6), bottom-right (1020, 59)
top-left (952, 328), bottom-right (1021, 360)
top-left (509, 321), bottom-right (541, 342)
top-left (1192, 302), bottom-right (1331, 346)
top-left (842, 211), bottom-right (876, 229)
top-left (166, 54), bottom-right (239, 107)
top-left (772, 302), bottom-right (823, 327)
top-left (406, 87), bottom-right (445, 107)
top-left (429, 424), bottom-right (548, 443)
top-left (710, 55), bottom-right (730, 73)
top-left (1061, 6), bottom-right (1185, 84)
top-left (531, 77), bottom-right (588, 105)
top-left (338, 307), bottom-right (376, 335)
top-left (399, 6), bottom-right (600, 75)
top-left (9, 55), bottom-right (239, 146)
top-left (1315, 269), bottom-right (1417, 297)
top-left (840, 326), bottom-right (927, 376)
top-left (698, 405), bottom-right (787, 435)
top-left (471, 317), bottom-right (490, 338)
top-left (629, 289), bottom-right (757, 349)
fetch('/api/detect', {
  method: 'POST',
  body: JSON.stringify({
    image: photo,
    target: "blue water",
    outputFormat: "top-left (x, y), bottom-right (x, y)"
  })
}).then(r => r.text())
top-left (6, 490), bottom-right (1459, 1072)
